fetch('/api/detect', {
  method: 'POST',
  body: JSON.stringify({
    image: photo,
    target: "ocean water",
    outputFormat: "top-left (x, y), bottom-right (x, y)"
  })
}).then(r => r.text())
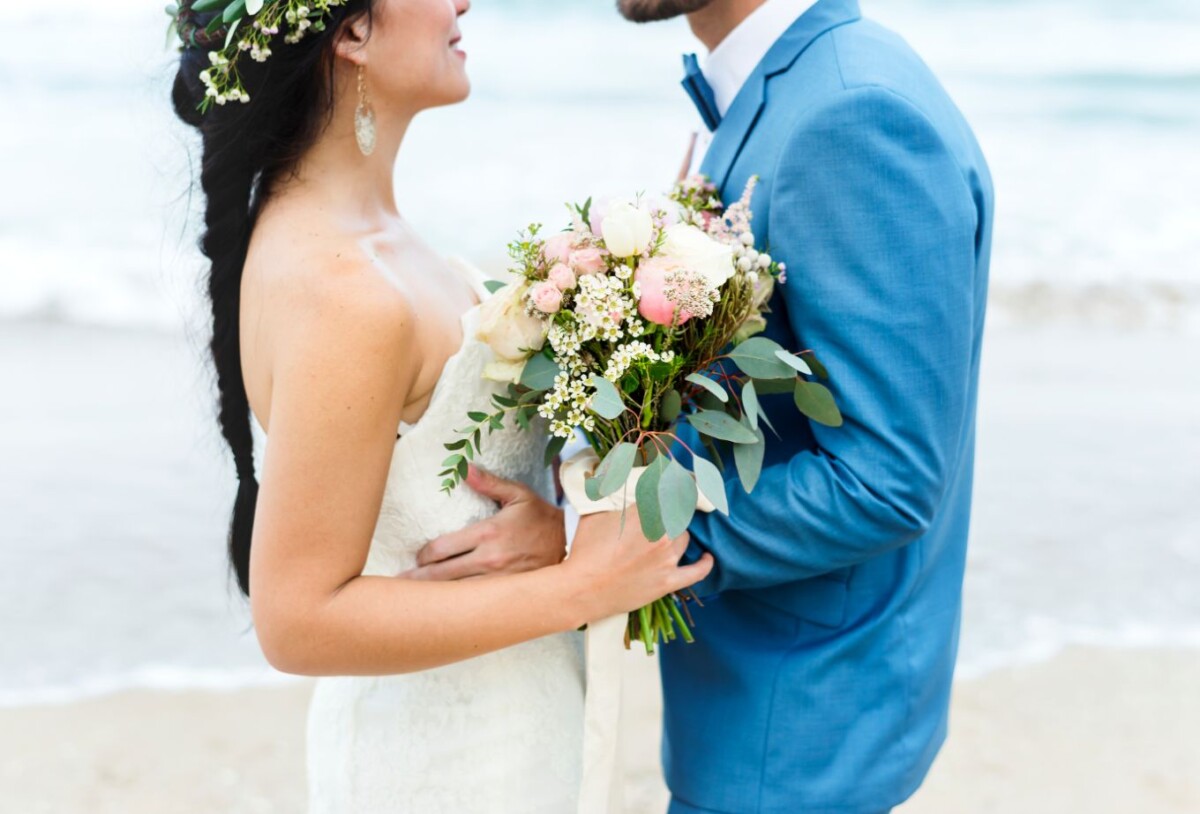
top-left (1, 0), bottom-right (1198, 705)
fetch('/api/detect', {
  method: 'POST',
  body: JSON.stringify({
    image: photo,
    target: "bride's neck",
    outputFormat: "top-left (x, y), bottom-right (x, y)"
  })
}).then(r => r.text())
top-left (280, 103), bottom-right (412, 219)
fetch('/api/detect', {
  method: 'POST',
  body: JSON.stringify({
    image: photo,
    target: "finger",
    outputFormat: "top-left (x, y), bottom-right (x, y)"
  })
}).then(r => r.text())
top-left (405, 554), bottom-right (489, 582)
top-left (415, 530), bottom-right (478, 567)
top-left (465, 464), bottom-right (528, 506)
top-left (670, 552), bottom-right (715, 591)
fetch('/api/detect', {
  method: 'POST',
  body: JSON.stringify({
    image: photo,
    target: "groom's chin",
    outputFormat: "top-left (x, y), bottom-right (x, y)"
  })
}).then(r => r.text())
top-left (616, 0), bottom-right (715, 23)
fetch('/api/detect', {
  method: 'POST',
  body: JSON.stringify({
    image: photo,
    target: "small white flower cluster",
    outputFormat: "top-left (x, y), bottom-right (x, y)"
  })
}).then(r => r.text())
top-left (199, 51), bottom-right (250, 105)
top-left (573, 273), bottom-right (638, 344)
top-left (604, 341), bottom-right (675, 383)
top-left (533, 250), bottom-right (659, 438)
top-left (191, 0), bottom-right (347, 112)
top-left (283, 4), bottom-right (315, 43)
top-left (538, 371), bottom-right (596, 439)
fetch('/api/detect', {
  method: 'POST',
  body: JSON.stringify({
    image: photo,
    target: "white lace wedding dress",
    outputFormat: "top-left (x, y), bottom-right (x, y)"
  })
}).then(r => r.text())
top-left (303, 258), bottom-right (585, 812)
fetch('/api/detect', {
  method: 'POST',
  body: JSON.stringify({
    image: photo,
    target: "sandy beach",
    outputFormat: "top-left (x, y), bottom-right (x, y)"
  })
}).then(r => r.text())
top-left (2, 647), bottom-right (1198, 812)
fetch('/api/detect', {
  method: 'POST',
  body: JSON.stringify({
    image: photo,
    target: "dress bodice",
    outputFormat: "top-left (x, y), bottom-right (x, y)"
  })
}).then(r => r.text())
top-left (364, 259), bottom-right (555, 575)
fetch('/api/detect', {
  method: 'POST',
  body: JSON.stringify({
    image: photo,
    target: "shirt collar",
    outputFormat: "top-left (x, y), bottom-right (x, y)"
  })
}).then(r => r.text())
top-left (702, 0), bottom-right (820, 116)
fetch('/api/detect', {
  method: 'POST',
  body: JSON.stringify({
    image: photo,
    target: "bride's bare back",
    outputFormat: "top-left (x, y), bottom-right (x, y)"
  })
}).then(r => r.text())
top-left (240, 192), bottom-right (478, 437)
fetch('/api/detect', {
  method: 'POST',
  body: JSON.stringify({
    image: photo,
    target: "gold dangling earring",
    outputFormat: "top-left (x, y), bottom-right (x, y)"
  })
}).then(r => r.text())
top-left (355, 64), bottom-right (376, 156)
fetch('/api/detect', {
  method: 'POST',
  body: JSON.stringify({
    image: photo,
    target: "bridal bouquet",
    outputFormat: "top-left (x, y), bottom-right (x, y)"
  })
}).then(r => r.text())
top-left (441, 175), bottom-right (842, 651)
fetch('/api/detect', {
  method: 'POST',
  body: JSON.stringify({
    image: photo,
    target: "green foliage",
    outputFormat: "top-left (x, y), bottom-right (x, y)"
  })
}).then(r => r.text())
top-left (732, 418), bottom-right (765, 492)
top-left (685, 372), bottom-right (729, 403)
top-left (692, 454), bottom-right (729, 514)
top-left (519, 351), bottom-right (561, 392)
top-left (590, 376), bottom-right (626, 420)
top-left (793, 380), bottom-right (844, 427)
top-left (687, 409), bottom-right (759, 444)
top-left (728, 337), bottom-right (797, 379)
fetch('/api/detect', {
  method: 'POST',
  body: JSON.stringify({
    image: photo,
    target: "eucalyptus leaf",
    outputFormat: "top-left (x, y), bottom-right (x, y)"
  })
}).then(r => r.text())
top-left (245, 0), bottom-right (264, 14)
top-left (794, 380), bottom-right (844, 427)
top-left (483, 279), bottom-right (507, 294)
top-left (697, 390), bottom-right (727, 413)
top-left (687, 409), bottom-right (759, 444)
top-left (192, 0), bottom-right (226, 12)
top-left (686, 372), bottom-right (729, 403)
top-left (634, 454), bottom-right (669, 541)
top-left (590, 375), bottom-right (626, 420)
top-left (729, 337), bottom-right (795, 379)
top-left (742, 379), bottom-right (760, 429)
top-left (592, 442), bottom-right (638, 499)
top-left (660, 389), bottom-right (682, 423)
top-left (806, 353), bottom-right (831, 381)
top-left (585, 474), bottom-right (602, 502)
top-left (774, 349), bottom-right (813, 375)
top-left (693, 455), bottom-right (729, 514)
top-left (753, 377), bottom-right (796, 395)
top-left (519, 352), bottom-right (560, 392)
top-left (659, 458), bottom-right (698, 539)
top-left (702, 436), bottom-right (725, 473)
top-left (733, 420), bottom-right (765, 492)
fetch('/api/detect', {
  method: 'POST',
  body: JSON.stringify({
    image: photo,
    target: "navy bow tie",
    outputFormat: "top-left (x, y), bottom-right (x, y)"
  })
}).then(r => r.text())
top-left (681, 53), bottom-right (721, 132)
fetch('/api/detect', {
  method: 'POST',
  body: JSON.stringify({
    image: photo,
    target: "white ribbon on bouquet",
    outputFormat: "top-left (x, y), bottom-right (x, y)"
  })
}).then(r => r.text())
top-left (560, 447), bottom-right (714, 814)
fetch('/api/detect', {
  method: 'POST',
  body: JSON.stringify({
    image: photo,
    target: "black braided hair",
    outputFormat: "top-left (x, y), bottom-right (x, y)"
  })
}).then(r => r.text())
top-left (171, 1), bottom-right (376, 598)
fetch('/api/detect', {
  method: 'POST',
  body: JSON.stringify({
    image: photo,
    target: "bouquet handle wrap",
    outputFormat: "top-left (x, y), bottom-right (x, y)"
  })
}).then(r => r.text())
top-left (560, 448), bottom-right (714, 814)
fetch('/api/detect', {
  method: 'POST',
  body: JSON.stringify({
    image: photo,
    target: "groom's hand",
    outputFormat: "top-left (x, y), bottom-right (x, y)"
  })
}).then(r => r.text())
top-left (400, 464), bottom-right (567, 581)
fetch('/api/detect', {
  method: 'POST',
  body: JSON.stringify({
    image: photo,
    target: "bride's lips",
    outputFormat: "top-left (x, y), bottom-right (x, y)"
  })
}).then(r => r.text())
top-left (449, 33), bottom-right (465, 58)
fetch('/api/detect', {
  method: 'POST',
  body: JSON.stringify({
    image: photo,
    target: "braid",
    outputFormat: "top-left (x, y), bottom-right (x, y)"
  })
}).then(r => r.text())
top-left (170, 0), bottom-right (375, 599)
top-left (199, 124), bottom-right (260, 597)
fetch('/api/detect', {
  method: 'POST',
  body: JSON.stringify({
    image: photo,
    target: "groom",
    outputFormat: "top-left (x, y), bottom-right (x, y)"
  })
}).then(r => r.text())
top-left (620, 1), bottom-right (993, 811)
top-left (410, 0), bottom-right (993, 811)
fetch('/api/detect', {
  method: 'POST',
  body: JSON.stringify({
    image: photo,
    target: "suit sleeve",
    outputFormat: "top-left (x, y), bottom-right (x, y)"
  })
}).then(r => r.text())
top-left (685, 85), bottom-right (980, 595)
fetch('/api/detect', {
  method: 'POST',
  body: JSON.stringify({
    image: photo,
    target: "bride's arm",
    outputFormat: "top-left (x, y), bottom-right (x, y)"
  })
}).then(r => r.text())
top-left (248, 260), bottom-right (710, 676)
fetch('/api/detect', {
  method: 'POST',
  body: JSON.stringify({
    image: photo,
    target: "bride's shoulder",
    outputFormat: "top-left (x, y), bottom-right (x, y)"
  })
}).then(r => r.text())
top-left (250, 232), bottom-right (417, 360)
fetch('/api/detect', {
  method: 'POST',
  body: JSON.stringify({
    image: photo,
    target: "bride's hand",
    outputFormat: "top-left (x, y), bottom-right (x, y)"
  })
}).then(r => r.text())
top-left (561, 505), bottom-right (714, 623)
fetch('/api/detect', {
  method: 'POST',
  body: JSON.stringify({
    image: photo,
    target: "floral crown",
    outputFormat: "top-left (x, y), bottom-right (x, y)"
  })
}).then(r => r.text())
top-left (167, 0), bottom-right (350, 112)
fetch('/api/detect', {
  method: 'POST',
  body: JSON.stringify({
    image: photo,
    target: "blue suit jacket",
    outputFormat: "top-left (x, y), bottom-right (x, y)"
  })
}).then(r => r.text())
top-left (660, 2), bottom-right (994, 812)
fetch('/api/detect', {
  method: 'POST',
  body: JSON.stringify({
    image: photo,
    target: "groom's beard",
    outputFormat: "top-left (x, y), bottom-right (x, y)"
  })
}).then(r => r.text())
top-left (617, 0), bottom-right (715, 23)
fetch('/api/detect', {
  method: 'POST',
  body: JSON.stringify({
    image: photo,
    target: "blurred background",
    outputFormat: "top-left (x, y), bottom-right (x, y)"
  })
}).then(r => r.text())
top-left (1, 0), bottom-right (1197, 811)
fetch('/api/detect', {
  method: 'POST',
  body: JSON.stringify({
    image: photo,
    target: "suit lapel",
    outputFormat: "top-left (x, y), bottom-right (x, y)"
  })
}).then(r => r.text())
top-left (699, 0), bottom-right (862, 192)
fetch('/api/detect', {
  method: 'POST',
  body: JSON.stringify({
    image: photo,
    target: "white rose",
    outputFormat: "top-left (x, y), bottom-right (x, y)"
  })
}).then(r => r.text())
top-left (600, 199), bottom-right (655, 258)
top-left (475, 282), bottom-right (546, 370)
top-left (661, 223), bottom-right (735, 290)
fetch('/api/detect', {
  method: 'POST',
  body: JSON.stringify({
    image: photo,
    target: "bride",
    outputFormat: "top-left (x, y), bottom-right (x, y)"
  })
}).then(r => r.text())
top-left (169, 0), bottom-right (712, 810)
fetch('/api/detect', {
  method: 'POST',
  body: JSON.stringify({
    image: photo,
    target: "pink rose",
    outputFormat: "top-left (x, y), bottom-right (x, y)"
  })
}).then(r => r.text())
top-left (548, 263), bottom-right (577, 291)
top-left (635, 257), bottom-right (691, 326)
top-left (569, 246), bottom-right (607, 276)
top-left (542, 233), bottom-right (574, 265)
top-left (531, 280), bottom-right (564, 314)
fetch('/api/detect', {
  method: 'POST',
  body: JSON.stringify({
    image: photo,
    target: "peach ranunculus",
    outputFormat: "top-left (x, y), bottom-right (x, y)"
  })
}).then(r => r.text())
top-left (476, 281), bottom-right (547, 382)
top-left (568, 246), bottom-right (607, 276)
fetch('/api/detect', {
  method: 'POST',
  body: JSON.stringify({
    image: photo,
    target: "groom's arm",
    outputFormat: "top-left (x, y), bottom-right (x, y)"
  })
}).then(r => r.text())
top-left (686, 86), bottom-right (981, 595)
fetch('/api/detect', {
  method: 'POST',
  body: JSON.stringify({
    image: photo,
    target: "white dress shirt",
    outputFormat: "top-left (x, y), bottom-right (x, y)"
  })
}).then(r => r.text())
top-left (687, 0), bottom-right (819, 178)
